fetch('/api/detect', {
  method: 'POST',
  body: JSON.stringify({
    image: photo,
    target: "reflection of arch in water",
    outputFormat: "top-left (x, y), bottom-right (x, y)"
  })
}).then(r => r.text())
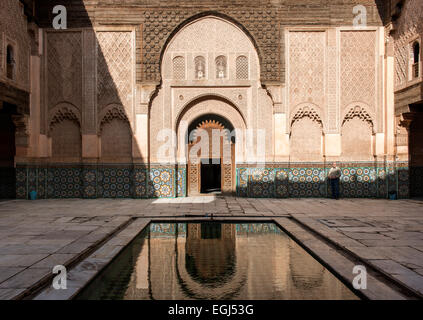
top-left (175, 223), bottom-right (247, 299)
top-left (185, 223), bottom-right (236, 288)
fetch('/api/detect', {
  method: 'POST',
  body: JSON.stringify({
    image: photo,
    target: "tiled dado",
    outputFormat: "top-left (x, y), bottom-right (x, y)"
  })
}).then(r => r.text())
top-left (16, 165), bottom-right (187, 199)
top-left (236, 162), bottom-right (410, 199)
top-left (15, 163), bottom-right (408, 199)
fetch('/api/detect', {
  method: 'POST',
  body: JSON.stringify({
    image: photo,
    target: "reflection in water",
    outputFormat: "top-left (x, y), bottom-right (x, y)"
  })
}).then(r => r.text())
top-left (76, 223), bottom-right (358, 300)
top-left (185, 223), bottom-right (236, 287)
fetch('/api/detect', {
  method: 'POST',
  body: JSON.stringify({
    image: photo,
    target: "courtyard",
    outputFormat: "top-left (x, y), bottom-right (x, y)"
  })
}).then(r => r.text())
top-left (0, 196), bottom-right (422, 300)
top-left (1, 0), bottom-right (423, 305)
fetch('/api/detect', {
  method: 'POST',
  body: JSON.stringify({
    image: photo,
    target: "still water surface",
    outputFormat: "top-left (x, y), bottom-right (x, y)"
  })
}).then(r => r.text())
top-left (76, 222), bottom-right (358, 300)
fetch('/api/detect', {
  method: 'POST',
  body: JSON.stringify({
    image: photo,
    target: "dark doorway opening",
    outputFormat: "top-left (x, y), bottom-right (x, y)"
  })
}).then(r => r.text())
top-left (201, 222), bottom-right (222, 239)
top-left (0, 102), bottom-right (17, 199)
top-left (201, 160), bottom-right (221, 194)
top-left (409, 105), bottom-right (423, 197)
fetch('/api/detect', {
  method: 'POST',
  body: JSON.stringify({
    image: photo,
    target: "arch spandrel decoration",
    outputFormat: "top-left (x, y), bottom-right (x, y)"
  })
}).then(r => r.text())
top-left (161, 16), bottom-right (260, 82)
top-left (98, 104), bottom-right (130, 133)
top-left (48, 104), bottom-right (81, 135)
top-left (175, 97), bottom-right (245, 196)
top-left (145, 10), bottom-right (280, 83)
top-left (175, 95), bottom-right (247, 133)
top-left (290, 105), bottom-right (323, 134)
top-left (342, 105), bottom-right (374, 132)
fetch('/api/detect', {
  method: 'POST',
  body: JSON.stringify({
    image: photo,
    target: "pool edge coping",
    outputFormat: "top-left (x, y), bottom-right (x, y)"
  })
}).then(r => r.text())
top-left (30, 217), bottom-right (415, 300)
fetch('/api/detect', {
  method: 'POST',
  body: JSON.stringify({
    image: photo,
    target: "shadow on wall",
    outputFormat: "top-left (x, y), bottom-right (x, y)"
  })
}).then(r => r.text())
top-left (14, 1), bottom-right (406, 200)
top-left (236, 164), bottom-right (409, 199)
top-left (0, 103), bottom-right (17, 199)
top-left (16, 0), bottom-right (174, 199)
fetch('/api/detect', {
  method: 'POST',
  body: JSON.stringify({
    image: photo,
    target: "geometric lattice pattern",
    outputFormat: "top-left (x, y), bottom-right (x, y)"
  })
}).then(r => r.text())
top-left (97, 167), bottom-right (132, 198)
top-left (393, 0), bottom-right (423, 87)
top-left (15, 163), bottom-right (410, 200)
top-left (291, 106), bottom-right (323, 128)
top-left (177, 167), bottom-right (187, 197)
top-left (99, 106), bottom-right (129, 131)
top-left (395, 39), bottom-right (409, 86)
top-left (16, 166), bottom-right (180, 199)
top-left (47, 32), bottom-right (82, 110)
top-left (141, 9), bottom-right (280, 82)
top-left (289, 31), bottom-right (325, 109)
top-left (236, 55), bottom-right (248, 80)
top-left (341, 31), bottom-right (376, 111)
top-left (238, 167), bottom-right (326, 198)
top-left (343, 106), bottom-right (373, 129)
top-left (339, 167), bottom-right (377, 198)
top-left (97, 32), bottom-right (133, 116)
top-left (0, 0), bottom-right (30, 88)
top-left (49, 107), bottom-right (80, 132)
top-left (173, 56), bottom-right (185, 79)
top-left (236, 163), bottom-right (410, 199)
top-left (148, 168), bottom-right (174, 198)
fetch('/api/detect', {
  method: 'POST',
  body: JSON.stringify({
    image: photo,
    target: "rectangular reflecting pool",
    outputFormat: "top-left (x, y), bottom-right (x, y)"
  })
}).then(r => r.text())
top-left (76, 222), bottom-right (359, 300)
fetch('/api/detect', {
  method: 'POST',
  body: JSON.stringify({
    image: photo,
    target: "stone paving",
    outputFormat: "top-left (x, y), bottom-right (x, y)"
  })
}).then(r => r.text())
top-left (0, 196), bottom-right (422, 299)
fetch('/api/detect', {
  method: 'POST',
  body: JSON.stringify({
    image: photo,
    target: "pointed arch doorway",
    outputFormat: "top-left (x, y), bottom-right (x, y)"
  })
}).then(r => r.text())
top-left (187, 114), bottom-right (235, 196)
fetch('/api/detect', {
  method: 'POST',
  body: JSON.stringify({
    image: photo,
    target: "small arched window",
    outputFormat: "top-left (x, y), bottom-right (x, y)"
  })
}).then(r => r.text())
top-left (194, 56), bottom-right (206, 79)
top-left (236, 55), bottom-right (248, 79)
top-left (215, 55), bottom-right (227, 79)
top-left (412, 41), bottom-right (420, 78)
top-left (6, 45), bottom-right (16, 80)
top-left (173, 56), bottom-right (185, 80)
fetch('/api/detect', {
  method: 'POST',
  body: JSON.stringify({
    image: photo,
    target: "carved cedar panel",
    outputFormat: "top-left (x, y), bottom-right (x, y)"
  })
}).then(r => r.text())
top-left (393, 0), bottom-right (423, 87)
top-left (340, 31), bottom-right (376, 111)
top-left (96, 31), bottom-right (133, 122)
top-left (47, 32), bottom-right (82, 110)
top-left (188, 154), bottom-right (199, 195)
top-left (0, 0), bottom-right (30, 88)
top-left (394, 38), bottom-right (408, 87)
top-left (289, 31), bottom-right (326, 111)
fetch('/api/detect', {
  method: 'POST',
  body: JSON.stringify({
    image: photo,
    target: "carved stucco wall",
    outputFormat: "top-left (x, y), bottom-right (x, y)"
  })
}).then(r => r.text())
top-left (393, 0), bottom-right (423, 88)
top-left (340, 31), bottom-right (377, 114)
top-left (97, 31), bottom-right (134, 125)
top-left (288, 31), bottom-right (326, 116)
top-left (175, 98), bottom-right (246, 161)
top-left (39, 8), bottom-right (385, 165)
top-left (44, 28), bottom-right (135, 158)
top-left (0, 0), bottom-right (30, 90)
top-left (46, 32), bottom-right (83, 113)
top-left (162, 17), bottom-right (260, 81)
top-left (143, 10), bottom-right (279, 83)
top-left (151, 17), bottom-right (273, 164)
top-left (287, 29), bottom-right (378, 139)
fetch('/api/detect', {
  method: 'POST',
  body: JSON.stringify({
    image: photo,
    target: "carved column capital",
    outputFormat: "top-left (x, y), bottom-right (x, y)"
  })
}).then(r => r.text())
top-left (398, 112), bottom-right (416, 130)
top-left (12, 114), bottom-right (29, 137)
top-left (12, 114), bottom-right (30, 154)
